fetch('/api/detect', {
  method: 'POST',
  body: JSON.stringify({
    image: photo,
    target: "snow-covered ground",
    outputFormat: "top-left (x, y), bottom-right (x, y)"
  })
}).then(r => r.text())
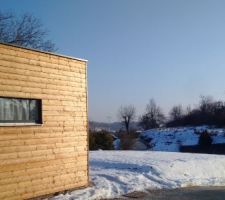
top-left (52, 151), bottom-right (225, 200)
top-left (141, 126), bottom-right (225, 152)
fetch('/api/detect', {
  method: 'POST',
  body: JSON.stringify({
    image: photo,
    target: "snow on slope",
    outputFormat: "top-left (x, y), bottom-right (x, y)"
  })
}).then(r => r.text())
top-left (52, 151), bottom-right (225, 200)
top-left (141, 126), bottom-right (225, 152)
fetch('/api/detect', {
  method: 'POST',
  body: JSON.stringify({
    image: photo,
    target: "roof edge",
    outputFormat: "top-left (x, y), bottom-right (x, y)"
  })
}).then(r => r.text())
top-left (0, 42), bottom-right (88, 62)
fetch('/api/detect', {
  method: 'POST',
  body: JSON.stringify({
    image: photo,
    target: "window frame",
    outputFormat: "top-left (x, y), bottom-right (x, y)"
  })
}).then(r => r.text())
top-left (0, 96), bottom-right (43, 126)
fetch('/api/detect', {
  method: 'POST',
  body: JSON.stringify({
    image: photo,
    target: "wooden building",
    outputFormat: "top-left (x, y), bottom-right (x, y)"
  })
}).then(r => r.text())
top-left (0, 43), bottom-right (88, 199)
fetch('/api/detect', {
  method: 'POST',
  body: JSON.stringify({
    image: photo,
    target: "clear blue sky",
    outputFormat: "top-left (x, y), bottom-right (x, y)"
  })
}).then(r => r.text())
top-left (2, 0), bottom-right (225, 122)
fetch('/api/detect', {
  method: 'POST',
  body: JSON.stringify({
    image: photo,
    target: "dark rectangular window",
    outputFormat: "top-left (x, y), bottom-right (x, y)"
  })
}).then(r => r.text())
top-left (0, 97), bottom-right (42, 125)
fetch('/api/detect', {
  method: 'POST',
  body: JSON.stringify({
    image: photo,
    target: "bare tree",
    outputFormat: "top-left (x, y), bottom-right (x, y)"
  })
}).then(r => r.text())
top-left (199, 95), bottom-right (214, 114)
top-left (118, 105), bottom-right (136, 134)
top-left (185, 105), bottom-right (192, 115)
top-left (0, 11), bottom-right (56, 51)
top-left (139, 99), bottom-right (165, 130)
top-left (169, 105), bottom-right (183, 121)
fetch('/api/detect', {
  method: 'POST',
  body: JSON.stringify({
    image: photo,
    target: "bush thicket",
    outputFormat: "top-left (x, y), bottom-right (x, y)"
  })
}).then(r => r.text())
top-left (119, 131), bottom-right (139, 150)
top-left (89, 130), bottom-right (114, 150)
top-left (198, 130), bottom-right (213, 149)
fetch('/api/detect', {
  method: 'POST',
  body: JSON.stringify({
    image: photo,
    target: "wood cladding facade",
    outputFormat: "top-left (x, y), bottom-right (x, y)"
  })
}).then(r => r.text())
top-left (0, 43), bottom-right (88, 200)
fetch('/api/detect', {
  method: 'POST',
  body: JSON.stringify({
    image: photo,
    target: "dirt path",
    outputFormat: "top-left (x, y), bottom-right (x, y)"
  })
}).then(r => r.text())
top-left (106, 186), bottom-right (225, 200)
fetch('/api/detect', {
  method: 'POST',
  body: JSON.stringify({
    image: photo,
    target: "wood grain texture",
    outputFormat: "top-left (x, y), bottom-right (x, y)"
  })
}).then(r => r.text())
top-left (0, 43), bottom-right (88, 200)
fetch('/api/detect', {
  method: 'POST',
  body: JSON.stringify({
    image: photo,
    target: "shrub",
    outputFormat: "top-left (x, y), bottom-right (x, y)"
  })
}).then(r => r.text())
top-left (89, 130), bottom-right (114, 150)
top-left (119, 131), bottom-right (139, 150)
top-left (198, 130), bottom-right (213, 149)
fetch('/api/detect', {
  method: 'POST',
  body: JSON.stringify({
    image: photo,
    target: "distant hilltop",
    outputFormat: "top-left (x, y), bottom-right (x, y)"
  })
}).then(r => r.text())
top-left (89, 121), bottom-right (139, 132)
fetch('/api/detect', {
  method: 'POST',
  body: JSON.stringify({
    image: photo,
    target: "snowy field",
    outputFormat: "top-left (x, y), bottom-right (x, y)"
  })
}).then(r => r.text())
top-left (52, 151), bottom-right (225, 200)
top-left (141, 126), bottom-right (225, 152)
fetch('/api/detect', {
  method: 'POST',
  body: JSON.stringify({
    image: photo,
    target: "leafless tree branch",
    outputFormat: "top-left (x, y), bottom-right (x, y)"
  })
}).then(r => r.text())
top-left (118, 105), bottom-right (136, 134)
top-left (0, 12), bottom-right (56, 52)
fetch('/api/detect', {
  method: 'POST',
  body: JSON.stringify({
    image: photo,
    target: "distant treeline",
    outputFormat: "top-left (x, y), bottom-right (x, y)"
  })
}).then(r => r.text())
top-left (91, 96), bottom-right (225, 133)
top-left (137, 96), bottom-right (225, 130)
top-left (167, 96), bottom-right (225, 127)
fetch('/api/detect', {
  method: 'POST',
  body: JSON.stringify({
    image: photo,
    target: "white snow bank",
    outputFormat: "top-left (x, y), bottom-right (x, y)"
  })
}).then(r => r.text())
top-left (141, 126), bottom-right (225, 152)
top-left (52, 151), bottom-right (225, 200)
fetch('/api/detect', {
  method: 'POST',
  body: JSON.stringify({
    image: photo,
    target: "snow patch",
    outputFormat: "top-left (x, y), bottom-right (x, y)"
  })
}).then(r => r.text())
top-left (52, 151), bottom-right (225, 200)
top-left (141, 126), bottom-right (225, 152)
